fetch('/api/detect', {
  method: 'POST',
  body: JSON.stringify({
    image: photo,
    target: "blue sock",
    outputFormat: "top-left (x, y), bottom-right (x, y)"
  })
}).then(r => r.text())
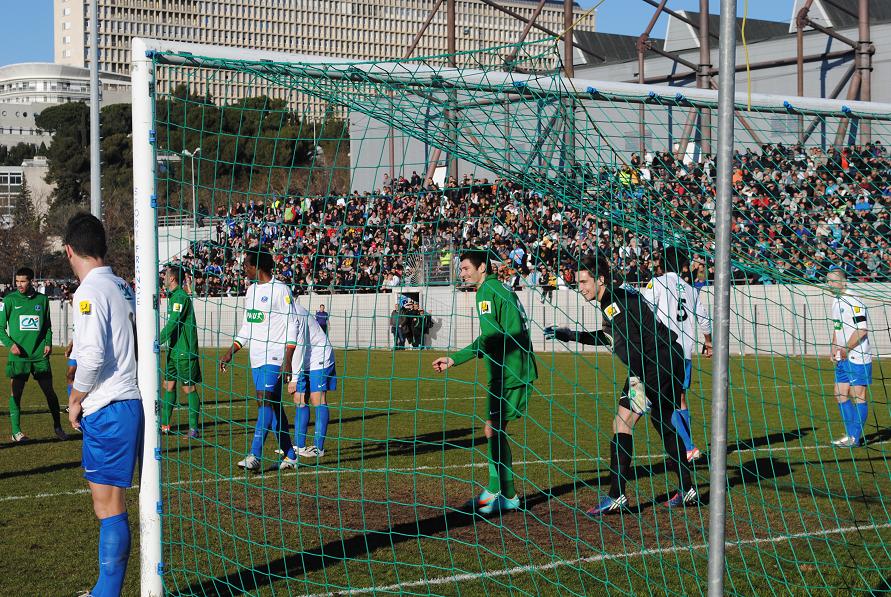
top-left (854, 402), bottom-right (869, 442)
top-left (251, 405), bottom-right (275, 458)
top-left (92, 512), bottom-right (130, 597)
top-left (671, 409), bottom-right (694, 452)
top-left (67, 384), bottom-right (72, 398)
top-left (838, 401), bottom-right (856, 438)
top-left (274, 403), bottom-right (293, 456)
top-left (294, 406), bottom-right (310, 449)
top-left (314, 405), bottom-right (330, 451)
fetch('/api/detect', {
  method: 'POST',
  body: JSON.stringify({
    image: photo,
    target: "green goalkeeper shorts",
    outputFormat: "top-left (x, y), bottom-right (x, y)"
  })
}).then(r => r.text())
top-left (487, 384), bottom-right (530, 425)
top-left (6, 358), bottom-right (52, 380)
top-left (164, 356), bottom-right (202, 386)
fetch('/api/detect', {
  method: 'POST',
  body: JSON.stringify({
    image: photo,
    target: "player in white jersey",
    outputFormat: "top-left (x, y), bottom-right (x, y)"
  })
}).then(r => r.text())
top-left (65, 213), bottom-right (142, 597)
top-left (219, 250), bottom-right (297, 471)
top-left (640, 246), bottom-right (712, 462)
top-left (280, 302), bottom-right (337, 467)
top-left (827, 267), bottom-right (872, 447)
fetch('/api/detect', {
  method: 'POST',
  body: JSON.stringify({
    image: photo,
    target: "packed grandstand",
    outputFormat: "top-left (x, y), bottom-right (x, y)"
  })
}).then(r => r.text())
top-left (169, 141), bottom-right (891, 296)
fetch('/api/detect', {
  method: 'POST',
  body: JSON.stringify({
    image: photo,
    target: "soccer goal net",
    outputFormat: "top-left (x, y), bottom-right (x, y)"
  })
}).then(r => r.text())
top-left (132, 37), bottom-right (891, 596)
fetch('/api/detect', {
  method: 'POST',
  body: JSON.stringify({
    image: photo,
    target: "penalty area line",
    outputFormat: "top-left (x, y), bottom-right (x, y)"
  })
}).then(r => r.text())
top-left (307, 521), bottom-right (891, 596)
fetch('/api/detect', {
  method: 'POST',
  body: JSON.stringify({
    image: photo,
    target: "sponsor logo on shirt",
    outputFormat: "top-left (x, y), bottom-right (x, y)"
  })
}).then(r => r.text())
top-left (833, 319), bottom-right (843, 330)
top-left (646, 281), bottom-right (654, 290)
top-left (604, 303), bottom-right (621, 320)
top-left (261, 296), bottom-right (269, 303)
top-left (854, 306), bottom-right (862, 314)
top-left (79, 300), bottom-right (92, 314)
top-left (478, 301), bottom-right (491, 314)
top-left (19, 315), bottom-right (40, 331)
top-left (0, 302), bottom-right (3, 311)
top-left (285, 295), bottom-right (292, 304)
top-left (172, 303), bottom-right (183, 313)
top-left (34, 305), bottom-right (41, 312)
top-left (246, 309), bottom-right (266, 323)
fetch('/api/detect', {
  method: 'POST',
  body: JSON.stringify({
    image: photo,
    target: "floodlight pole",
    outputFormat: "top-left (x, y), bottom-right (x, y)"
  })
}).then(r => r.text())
top-left (130, 37), bottom-right (164, 597)
top-left (89, 0), bottom-right (101, 219)
top-left (706, 1), bottom-right (737, 595)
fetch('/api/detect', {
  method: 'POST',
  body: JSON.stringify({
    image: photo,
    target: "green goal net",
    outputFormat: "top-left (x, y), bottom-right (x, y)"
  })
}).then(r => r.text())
top-left (134, 38), bottom-right (891, 595)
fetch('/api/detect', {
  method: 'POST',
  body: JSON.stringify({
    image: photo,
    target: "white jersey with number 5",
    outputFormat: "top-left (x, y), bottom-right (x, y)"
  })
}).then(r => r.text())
top-left (290, 302), bottom-right (335, 375)
top-left (234, 279), bottom-right (297, 369)
top-left (640, 272), bottom-right (711, 360)
top-left (831, 293), bottom-right (871, 365)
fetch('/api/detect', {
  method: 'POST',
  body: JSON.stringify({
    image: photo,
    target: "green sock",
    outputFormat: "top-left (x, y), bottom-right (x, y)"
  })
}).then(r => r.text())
top-left (187, 392), bottom-right (200, 429)
top-left (9, 395), bottom-right (21, 436)
top-left (497, 434), bottom-right (516, 498)
top-left (487, 454), bottom-right (500, 494)
top-left (161, 390), bottom-right (177, 427)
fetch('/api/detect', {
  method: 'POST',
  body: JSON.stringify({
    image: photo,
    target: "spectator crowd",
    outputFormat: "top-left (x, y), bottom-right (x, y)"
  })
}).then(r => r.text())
top-left (167, 142), bottom-right (891, 297)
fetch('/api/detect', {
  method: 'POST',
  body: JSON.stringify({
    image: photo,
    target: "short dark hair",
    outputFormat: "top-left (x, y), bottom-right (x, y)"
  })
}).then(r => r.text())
top-left (15, 267), bottom-right (34, 280)
top-left (64, 213), bottom-right (107, 259)
top-left (578, 252), bottom-right (613, 284)
top-left (661, 246), bottom-right (690, 273)
top-left (165, 264), bottom-right (185, 284)
top-left (244, 249), bottom-right (274, 274)
top-left (459, 249), bottom-right (492, 271)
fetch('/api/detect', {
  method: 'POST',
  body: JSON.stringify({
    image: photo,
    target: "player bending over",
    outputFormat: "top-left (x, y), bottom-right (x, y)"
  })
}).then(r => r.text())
top-left (640, 246), bottom-right (712, 461)
top-left (220, 250), bottom-right (296, 471)
top-left (280, 300), bottom-right (336, 467)
top-left (545, 253), bottom-right (695, 516)
top-left (65, 213), bottom-right (143, 596)
top-left (827, 267), bottom-right (872, 448)
top-left (0, 266), bottom-right (66, 442)
top-left (159, 265), bottom-right (202, 438)
top-left (433, 249), bottom-right (538, 515)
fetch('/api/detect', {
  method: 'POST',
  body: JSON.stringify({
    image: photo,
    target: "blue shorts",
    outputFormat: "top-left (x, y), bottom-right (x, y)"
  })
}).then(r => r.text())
top-left (295, 363), bottom-right (337, 393)
top-left (67, 359), bottom-right (77, 368)
top-left (81, 399), bottom-right (144, 488)
top-left (835, 361), bottom-right (872, 387)
top-left (682, 359), bottom-right (693, 391)
top-left (252, 365), bottom-right (282, 393)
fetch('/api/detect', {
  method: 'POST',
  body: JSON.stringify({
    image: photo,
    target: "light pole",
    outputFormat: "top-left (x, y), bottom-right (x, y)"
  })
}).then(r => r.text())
top-left (182, 147), bottom-right (201, 228)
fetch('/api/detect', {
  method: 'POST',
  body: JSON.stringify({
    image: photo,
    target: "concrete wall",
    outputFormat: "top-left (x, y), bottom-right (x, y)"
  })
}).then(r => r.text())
top-left (47, 283), bottom-right (891, 358)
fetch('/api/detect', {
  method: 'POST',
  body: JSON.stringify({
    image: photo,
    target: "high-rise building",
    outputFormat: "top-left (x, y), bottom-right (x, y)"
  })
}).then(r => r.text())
top-left (55, 0), bottom-right (593, 105)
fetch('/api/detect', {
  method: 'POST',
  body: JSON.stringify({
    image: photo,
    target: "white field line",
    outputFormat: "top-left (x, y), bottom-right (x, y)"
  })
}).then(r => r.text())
top-left (1, 438), bottom-right (887, 504)
top-left (196, 380), bottom-right (834, 412)
top-left (306, 521), bottom-right (891, 597)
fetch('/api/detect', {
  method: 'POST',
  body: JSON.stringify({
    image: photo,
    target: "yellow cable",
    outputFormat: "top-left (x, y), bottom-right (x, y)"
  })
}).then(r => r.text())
top-left (742, 0), bottom-right (752, 110)
top-left (555, 0), bottom-right (607, 43)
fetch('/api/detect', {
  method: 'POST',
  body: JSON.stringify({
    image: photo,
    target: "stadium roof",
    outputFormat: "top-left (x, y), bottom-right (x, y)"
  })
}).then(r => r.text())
top-left (663, 10), bottom-right (789, 52)
top-left (808, 0), bottom-right (891, 29)
top-left (572, 30), bottom-right (664, 67)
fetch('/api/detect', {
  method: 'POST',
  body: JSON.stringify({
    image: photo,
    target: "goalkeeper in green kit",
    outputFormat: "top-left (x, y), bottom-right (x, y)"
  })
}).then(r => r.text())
top-left (0, 267), bottom-right (66, 442)
top-left (433, 250), bottom-right (537, 515)
top-left (159, 265), bottom-right (202, 438)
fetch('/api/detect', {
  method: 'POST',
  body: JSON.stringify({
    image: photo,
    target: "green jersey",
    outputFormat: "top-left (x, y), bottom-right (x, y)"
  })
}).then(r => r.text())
top-left (0, 290), bottom-right (52, 362)
top-left (450, 276), bottom-right (538, 389)
top-left (160, 285), bottom-right (199, 359)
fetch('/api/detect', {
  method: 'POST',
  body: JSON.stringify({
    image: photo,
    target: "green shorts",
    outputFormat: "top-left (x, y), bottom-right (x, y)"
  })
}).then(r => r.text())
top-left (6, 359), bottom-right (52, 380)
top-left (164, 356), bottom-right (202, 386)
top-left (487, 384), bottom-right (530, 424)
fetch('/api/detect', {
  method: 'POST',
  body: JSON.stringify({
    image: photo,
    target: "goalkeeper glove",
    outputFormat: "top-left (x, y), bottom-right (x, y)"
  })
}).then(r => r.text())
top-left (543, 326), bottom-right (574, 342)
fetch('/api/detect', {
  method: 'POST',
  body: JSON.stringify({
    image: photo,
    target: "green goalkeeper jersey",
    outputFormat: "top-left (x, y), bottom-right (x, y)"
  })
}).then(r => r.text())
top-left (0, 290), bottom-right (52, 362)
top-left (160, 285), bottom-right (199, 359)
top-left (450, 276), bottom-right (537, 389)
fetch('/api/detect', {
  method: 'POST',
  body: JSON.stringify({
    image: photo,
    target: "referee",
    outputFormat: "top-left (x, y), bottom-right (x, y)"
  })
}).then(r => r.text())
top-left (65, 213), bottom-right (143, 596)
top-left (545, 253), bottom-right (695, 516)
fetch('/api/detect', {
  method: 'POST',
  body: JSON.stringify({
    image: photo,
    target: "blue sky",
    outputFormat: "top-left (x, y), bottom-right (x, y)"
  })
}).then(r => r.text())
top-left (0, 0), bottom-right (794, 67)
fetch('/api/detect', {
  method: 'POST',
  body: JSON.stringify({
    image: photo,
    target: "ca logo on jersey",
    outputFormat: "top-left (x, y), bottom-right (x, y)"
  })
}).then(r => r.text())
top-left (246, 309), bottom-right (266, 323)
top-left (478, 301), bottom-right (491, 314)
top-left (79, 300), bottom-right (92, 314)
top-left (854, 306), bottom-right (862, 314)
top-left (19, 315), bottom-right (40, 331)
top-left (604, 303), bottom-right (621, 320)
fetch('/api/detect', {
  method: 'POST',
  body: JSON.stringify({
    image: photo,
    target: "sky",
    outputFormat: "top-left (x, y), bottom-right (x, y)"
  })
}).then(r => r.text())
top-left (0, 0), bottom-right (795, 68)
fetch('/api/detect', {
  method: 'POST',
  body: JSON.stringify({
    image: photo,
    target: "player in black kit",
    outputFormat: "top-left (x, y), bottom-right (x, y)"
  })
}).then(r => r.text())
top-left (545, 253), bottom-right (697, 515)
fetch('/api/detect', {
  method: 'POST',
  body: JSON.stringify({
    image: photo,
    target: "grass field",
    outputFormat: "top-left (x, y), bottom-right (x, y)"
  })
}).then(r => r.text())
top-left (1, 347), bottom-right (889, 596)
